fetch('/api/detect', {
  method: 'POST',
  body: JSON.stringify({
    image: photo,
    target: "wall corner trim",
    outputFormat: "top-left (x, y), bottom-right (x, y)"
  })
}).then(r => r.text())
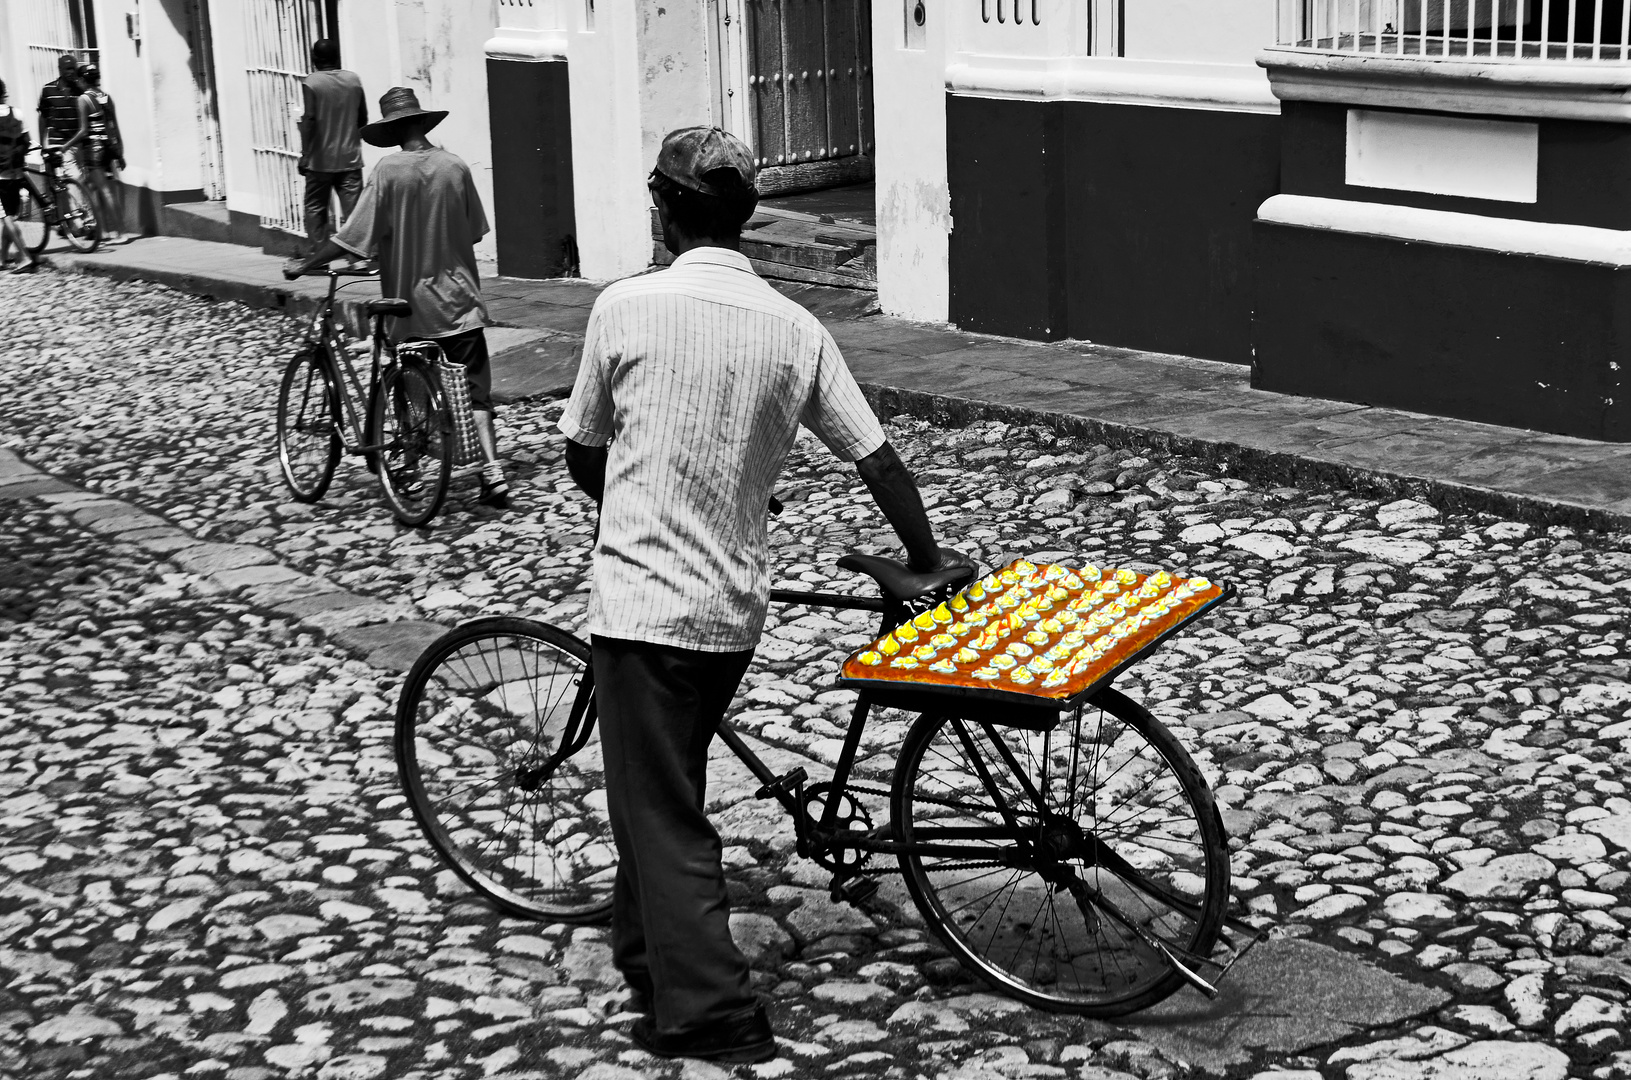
top-left (947, 57), bottom-right (1279, 114)
top-left (484, 32), bottom-right (568, 62)
top-left (1257, 193), bottom-right (1631, 265)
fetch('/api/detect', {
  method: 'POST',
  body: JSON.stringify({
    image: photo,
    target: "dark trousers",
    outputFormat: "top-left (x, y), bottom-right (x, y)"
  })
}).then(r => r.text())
top-left (591, 635), bottom-right (757, 1034)
top-left (303, 168), bottom-right (363, 251)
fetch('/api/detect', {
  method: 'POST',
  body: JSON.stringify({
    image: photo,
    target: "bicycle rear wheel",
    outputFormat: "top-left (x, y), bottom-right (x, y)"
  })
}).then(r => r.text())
top-left (275, 348), bottom-right (341, 502)
top-left (14, 182), bottom-right (50, 256)
top-left (371, 359), bottom-right (451, 526)
top-left (892, 687), bottom-right (1228, 1016)
top-left (396, 618), bottom-right (614, 923)
top-left (55, 179), bottom-right (101, 253)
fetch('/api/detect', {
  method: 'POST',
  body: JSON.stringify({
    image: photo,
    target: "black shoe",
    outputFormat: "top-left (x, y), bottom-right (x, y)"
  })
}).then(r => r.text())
top-left (630, 1003), bottom-right (776, 1064)
top-left (477, 476), bottom-right (510, 509)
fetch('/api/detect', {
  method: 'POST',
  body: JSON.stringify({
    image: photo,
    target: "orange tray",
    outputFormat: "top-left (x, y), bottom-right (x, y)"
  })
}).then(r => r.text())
top-left (838, 558), bottom-right (1233, 715)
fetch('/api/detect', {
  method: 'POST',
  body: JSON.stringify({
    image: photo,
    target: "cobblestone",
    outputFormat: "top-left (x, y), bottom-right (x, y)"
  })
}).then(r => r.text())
top-left (3, 272), bottom-right (1631, 1078)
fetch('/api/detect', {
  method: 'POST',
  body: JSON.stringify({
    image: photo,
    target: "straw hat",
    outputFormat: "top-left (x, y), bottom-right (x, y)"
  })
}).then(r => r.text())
top-left (360, 87), bottom-right (447, 148)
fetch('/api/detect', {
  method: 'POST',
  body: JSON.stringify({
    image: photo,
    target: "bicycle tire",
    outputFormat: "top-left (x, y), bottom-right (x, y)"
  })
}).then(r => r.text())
top-left (275, 348), bottom-right (341, 502)
top-left (396, 617), bottom-right (614, 923)
top-left (370, 359), bottom-right (451, 526)
top-left (892, 687), bottom-right (1229, 1016)
top-left (15, 181), bottom-right (51, 256)
top-left (55, 178), bottom-right (101, 253)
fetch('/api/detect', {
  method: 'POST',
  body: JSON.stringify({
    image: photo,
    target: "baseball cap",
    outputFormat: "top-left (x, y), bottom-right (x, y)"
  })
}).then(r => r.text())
top-left (650, 127), bottom-right (757, 199)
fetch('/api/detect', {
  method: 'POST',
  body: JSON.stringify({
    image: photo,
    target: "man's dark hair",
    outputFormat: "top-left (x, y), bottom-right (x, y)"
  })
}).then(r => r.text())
top-left (651, 169), bottom-right (757, 239)
top-left (311, 38), bottom-right (341, 68)
top-left (0, 78), bottom-right (7, 101)
top-left (57, 54), bottom-right (78, 75)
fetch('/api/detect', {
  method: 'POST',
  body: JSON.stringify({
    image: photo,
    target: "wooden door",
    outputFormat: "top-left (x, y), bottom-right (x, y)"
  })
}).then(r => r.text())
top-left (744, 0), bottom-right (873, 195)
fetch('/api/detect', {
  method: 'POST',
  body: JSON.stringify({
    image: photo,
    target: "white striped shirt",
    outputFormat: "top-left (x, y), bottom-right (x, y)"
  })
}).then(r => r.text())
top-left (559, 247), bottom-right (886, 652)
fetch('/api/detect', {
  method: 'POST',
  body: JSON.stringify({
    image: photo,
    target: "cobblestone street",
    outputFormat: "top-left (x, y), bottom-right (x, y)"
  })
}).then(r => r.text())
top-left (4, 272), bottom-right (1631, 1080)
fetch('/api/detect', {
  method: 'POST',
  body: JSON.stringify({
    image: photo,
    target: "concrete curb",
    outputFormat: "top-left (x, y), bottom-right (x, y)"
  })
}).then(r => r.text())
top-left (861, 385), bottom-right (1631, 536)
top-left (0, 447), bottom-right (452, 673)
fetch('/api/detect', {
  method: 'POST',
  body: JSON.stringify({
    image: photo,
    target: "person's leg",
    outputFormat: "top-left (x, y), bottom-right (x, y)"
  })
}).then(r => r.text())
top-left (303, 170), bottom-right (338, 255)
top-left (590, 637), bottom-right (759, 1035)
top-left (335, 169), bottom-right (363, 225)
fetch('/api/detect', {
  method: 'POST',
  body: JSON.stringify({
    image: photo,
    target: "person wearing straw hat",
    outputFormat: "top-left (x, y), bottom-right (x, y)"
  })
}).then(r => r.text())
top-left (559, 126), bottom-right (970, 1064)
top-left (286, 86), bottom-right (510, 508)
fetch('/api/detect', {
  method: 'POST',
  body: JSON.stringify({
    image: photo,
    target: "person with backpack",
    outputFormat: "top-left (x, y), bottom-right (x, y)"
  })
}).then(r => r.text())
top-left (0, 77), bottom-right (39, 274)
top-left (62, 64), bottom-right (125, 243)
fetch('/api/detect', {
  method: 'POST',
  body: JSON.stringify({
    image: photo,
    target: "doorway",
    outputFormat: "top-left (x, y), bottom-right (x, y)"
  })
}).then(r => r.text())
top-left (731, 0), bottom-right (874, 197)
top-left (245, 0), bottom-right (326, 237)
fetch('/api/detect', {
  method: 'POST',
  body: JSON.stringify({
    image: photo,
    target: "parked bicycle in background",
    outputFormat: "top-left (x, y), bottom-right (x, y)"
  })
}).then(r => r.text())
top-left (11, 146), bottom-right (100, 257)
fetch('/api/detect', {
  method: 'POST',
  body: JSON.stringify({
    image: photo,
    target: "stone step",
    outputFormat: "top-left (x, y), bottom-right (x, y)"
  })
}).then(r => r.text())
top-left (160, 199), bottom-right (233, 245)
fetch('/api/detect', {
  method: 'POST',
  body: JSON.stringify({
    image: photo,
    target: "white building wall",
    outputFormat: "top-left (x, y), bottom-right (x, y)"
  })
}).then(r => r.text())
top-left (873, 1), bottom-right (951, 324)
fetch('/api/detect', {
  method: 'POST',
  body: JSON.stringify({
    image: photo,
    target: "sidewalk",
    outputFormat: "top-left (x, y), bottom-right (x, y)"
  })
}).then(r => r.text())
top-left (47, 235), bottom-right (1631, 532)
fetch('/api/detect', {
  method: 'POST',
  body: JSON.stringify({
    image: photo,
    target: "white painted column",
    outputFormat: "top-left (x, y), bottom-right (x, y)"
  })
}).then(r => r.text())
top-left (873, 0), bottom-right (951, 323)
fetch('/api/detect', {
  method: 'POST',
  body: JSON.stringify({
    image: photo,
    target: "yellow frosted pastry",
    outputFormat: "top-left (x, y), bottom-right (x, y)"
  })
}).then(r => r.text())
top-left (1189, 577), bottom-right (1212, 591)
top-left (1095, 581), bottom-right (1120, 596)
top-left (930, 633), bottom-right (956, 649)
top-left (990, 654), bottom-right (1018, 670)
top-left (980, 573), bottom-right (1002, 592)
top-left (1057, 610), bottom-right (1080, 626)
top-left (1067, 595), bottom-right (1096, 612)
top-left (1024, 629), bottom-right (1050, 647)
top-left (949, 593), bottom-right (970, 613)
top-left (996, 592), bottom-right (1021, 610)
top-left (1009, 667), bottom-right (1035, 685)
top-left (949, 622), bottom-right (973, 638)
top-left (1087, 610), bottom-right (1115, 630)
top-left (1115, 568), bottom-right (1138, 585)
top-left (973, 666), bottom-right (1000, 680)
top-left (891, 656), bottom-right (920, 669)
top-left (1060, 630), bottom-right (1086, 648)
top-left (972, 629), bottom-right (1001, 650)
top-left (1027, 656), bottom-right (1055, 674)
top-left (1014, 559), bottom-right (1037, 575)
top-left (913, 644), bottom-right (938, 661)
top-left (954, 647), bottom-right (981, 664)
top-left (1110, 622), bottom-right (1134, 639)
top-left (929, 659), bottom-right (957, 674)
top-left (1045, 644), bottom-right (1073, 661)
top-left (1080, 564), bottom-right (1102, 581)
top-left (1048, 586), bottom-right (1071, 602)
top-left (998, 569), bottom-right (1020, 586)
top-left (1042, 669), bottom-right (1070, 688)
top-left (878, 636), bottom-right (901, 656)
top-left (895, 623), bottom-right (919, 643)
top-left (914, 610), bottom-right (938, 632)
top-left (967, 581), bottom-right (987, 601)
top-left (1152, 570), bottom-right (1173, 588)
top-left (1092, 634), bottom-right (1114, 652)
top-left (859, 651), bottom-right (882, 666)
top-left (1138, 581), bottom-right (1162, 599)
top-left (1039, 618), bottom-right (1063, 633)
top-left (932, 603), bottom-right (954, 625)
top-left (1006, 642), bottom-right (1034, 658)
top-left (1060, 572), bottom-right (1084, 590)
top-left (1043, 563), bottom-right (1066, 581)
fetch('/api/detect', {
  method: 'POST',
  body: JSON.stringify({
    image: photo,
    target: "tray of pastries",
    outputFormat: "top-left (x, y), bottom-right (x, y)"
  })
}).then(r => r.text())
top-left (838, 558), bottom-right (1232, 710)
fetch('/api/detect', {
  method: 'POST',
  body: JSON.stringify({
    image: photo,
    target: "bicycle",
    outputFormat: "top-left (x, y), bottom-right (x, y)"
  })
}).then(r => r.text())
top-left (395, 546), bottom-right (1262, 1016)
top-left (13, 148), bottom-right (101, 256)
top-left (275, 268), bottom-right (454, 526)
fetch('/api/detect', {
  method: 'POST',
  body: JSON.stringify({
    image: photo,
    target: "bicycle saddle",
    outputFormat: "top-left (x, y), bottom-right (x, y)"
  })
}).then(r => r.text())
top-left (365, 298), bottom-right (412, 318)
top-left (838, 552), bottom-right (974, 604)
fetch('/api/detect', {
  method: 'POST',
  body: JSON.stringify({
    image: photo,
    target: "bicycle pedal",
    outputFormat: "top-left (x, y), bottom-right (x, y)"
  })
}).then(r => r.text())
top-left (831, 877), bottom-right (878, 906)
top-left (755, 767), bottom-right (807, 801)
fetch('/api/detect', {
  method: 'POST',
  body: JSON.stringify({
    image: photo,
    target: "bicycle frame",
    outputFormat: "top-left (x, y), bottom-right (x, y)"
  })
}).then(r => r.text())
top-left (299, 271), bottom-right (422, 459)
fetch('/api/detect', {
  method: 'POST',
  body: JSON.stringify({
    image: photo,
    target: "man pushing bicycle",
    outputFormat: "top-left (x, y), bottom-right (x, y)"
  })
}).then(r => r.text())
top-left (286, 87), bottom-right (511, 509)
top-left (559, 126), bottom-right (971, 1064)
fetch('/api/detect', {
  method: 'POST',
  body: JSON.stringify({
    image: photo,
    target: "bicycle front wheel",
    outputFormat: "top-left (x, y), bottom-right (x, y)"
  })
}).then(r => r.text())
top-left (15, 182), bottom-right (51, 255)
top-left (275, 348), bottom-right (341, 501)
top-left (396, 618), bottom-right (615, 923)
top-left (370, 360), bottom-right (451, 526)
top-left (892, 687), bottom-right (1229, 1015)
top-left (56, 179), bottom-right (101, 252)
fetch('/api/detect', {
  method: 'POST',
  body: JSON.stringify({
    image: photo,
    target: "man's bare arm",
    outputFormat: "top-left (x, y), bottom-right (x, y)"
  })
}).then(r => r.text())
top-left (565, 438), bottom-right (608, 506)
top-left (855, 441), bottom-right (969, 574)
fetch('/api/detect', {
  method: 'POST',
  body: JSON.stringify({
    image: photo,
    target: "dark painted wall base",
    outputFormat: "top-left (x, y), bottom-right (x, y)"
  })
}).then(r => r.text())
top-left (947, 95), bottom-right (1279, 363)
top-left (1254, 222), bottom-right (1629, 442)
top-left (487, 58), bottom-right (576, 279)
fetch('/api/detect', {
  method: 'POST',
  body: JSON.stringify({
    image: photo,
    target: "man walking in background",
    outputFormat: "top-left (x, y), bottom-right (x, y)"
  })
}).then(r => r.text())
top-left (285, 87), bottom-right (509, 508)
top-left (36, 54), bottom-right (81, 151)
top-left (0, 77), bottom-right (40, 273)
top-left (298, 39), bottom-right (366, 261)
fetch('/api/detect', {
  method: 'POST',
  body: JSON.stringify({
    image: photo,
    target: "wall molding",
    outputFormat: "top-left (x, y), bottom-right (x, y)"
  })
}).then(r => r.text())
top-left (483, 30), bottom-right (568, 62)
top-left (1258, 193), bottom-right (1631, 265)
top-left (1260, 48), bottom-right (1631, 123)
top-left (947, 56), bottom-right (1279, 114)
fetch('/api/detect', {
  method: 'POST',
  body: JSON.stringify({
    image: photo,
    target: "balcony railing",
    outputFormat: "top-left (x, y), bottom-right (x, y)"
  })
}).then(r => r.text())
top-left (1277, 0), bottom-right (1631, 61)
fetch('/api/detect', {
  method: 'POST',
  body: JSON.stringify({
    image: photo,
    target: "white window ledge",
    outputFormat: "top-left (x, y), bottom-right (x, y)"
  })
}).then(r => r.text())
top-left (1260, 47), bottom-right (1631, 122)
top-left (1258, 193), bottom-right (1631, 265)
top-left (484, 29), bottom-right (568, 62)
top-left (947, 55), bottom-right (1279, 114)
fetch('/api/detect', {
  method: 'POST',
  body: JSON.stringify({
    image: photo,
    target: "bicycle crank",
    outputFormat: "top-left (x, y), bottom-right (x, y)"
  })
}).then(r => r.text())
top-left (802, 783), bottom-right (874, 875)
